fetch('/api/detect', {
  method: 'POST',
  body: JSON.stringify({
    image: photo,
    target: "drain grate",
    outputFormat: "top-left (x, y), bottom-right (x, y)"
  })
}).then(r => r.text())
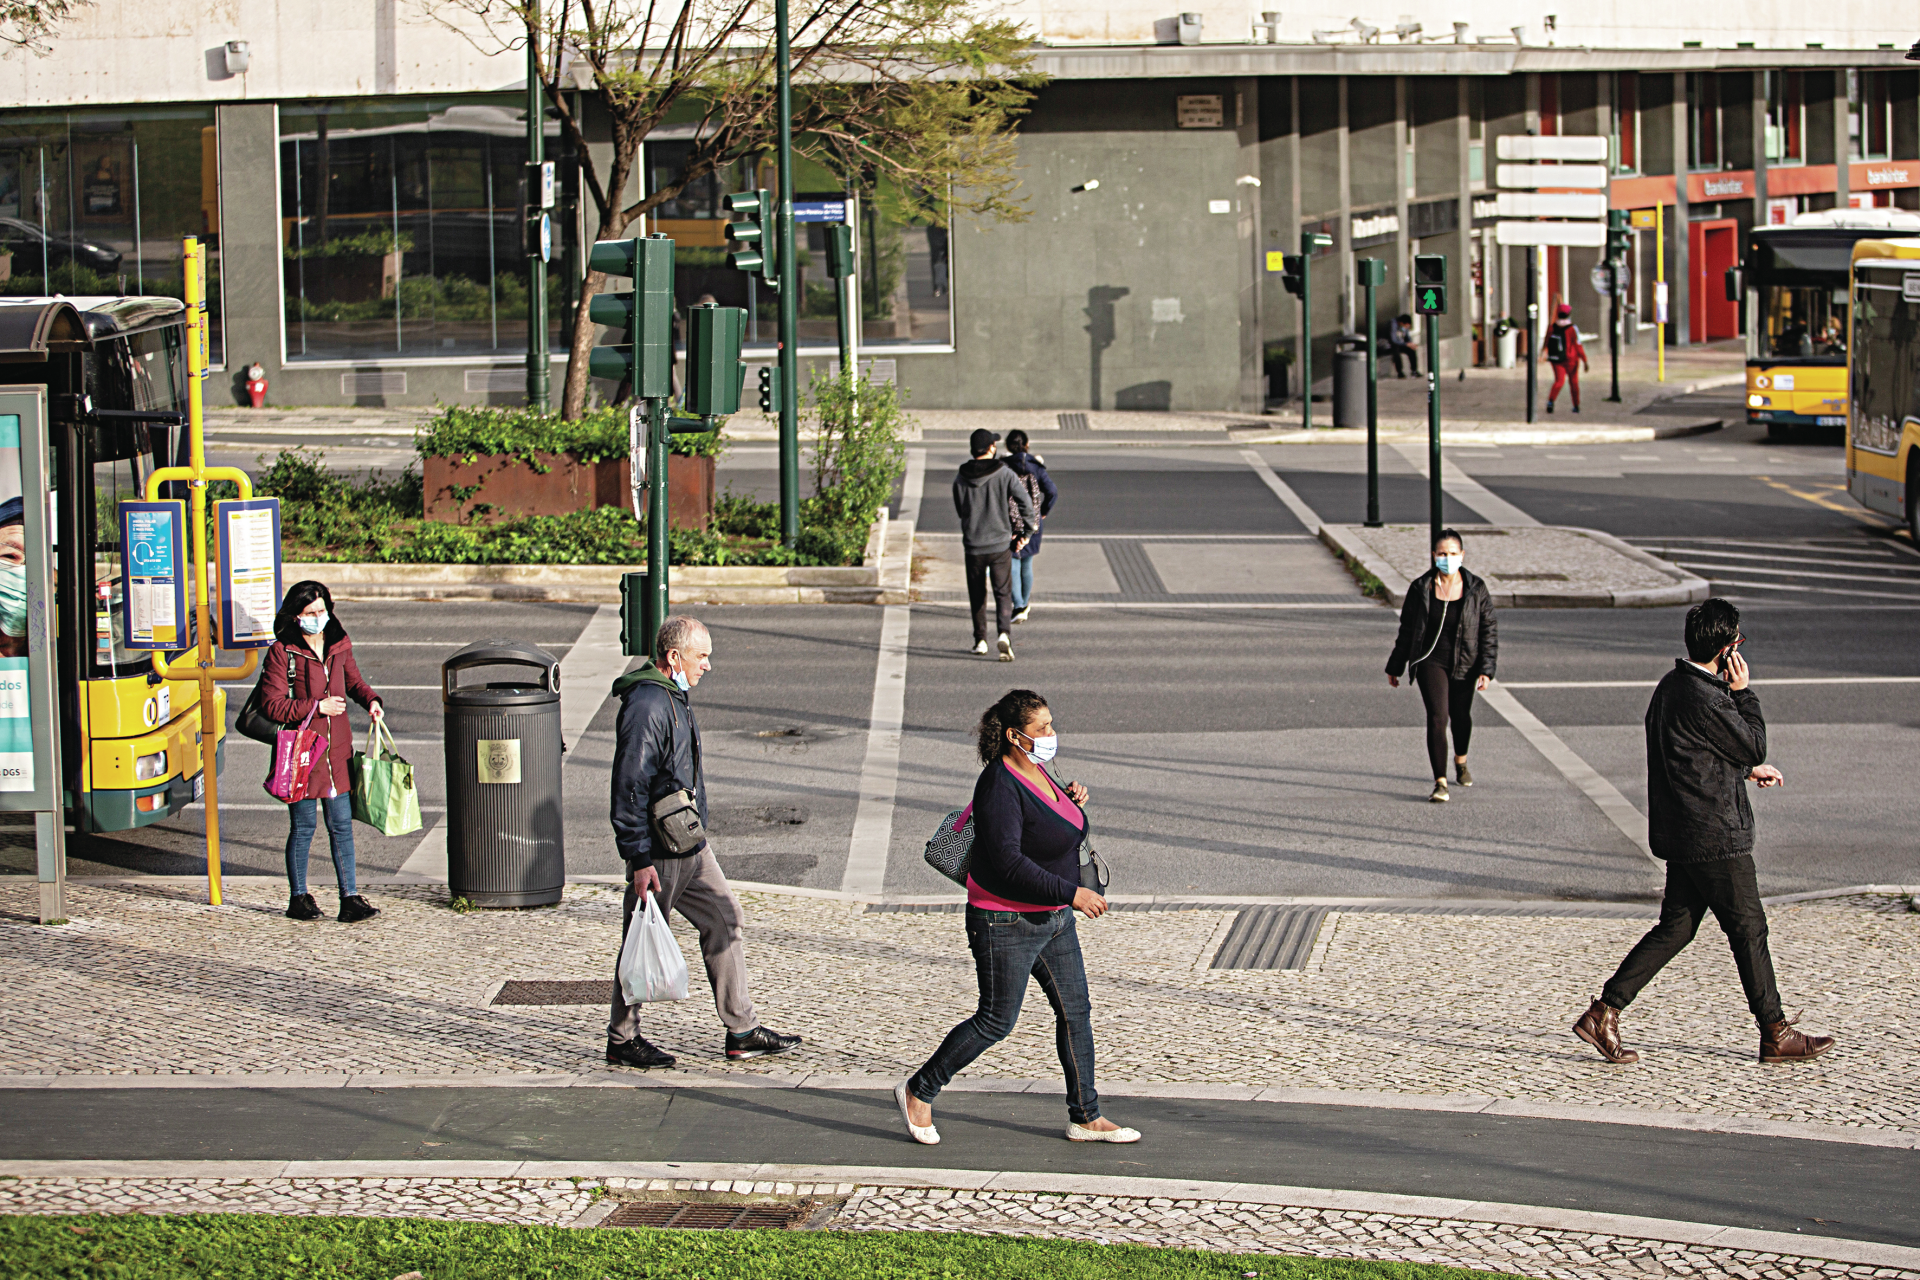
top-left (603, 1200), bottom-right (828, 1231)
top-left (492, 980), bottom-right (612, 1006)
top-left (1056, 411), bottom-right (1091, 431)
top-left (1210, 906), bottom-right (1329, 971)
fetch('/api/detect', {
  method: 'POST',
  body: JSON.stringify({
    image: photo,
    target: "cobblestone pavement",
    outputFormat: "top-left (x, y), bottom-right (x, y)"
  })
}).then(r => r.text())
top-left (2, 882), bottom-right (1914, 1137)
top-left (0, 1175), bottom-right (1909, 1279)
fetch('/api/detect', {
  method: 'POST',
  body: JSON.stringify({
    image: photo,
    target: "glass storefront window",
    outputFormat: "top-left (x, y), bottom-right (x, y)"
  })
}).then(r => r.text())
top-left (0, 105), bottom-right (224, 365)
top-left (279, 98), bottom-right (567, 362)
top-left (856, 205), bottom-right (951, 347)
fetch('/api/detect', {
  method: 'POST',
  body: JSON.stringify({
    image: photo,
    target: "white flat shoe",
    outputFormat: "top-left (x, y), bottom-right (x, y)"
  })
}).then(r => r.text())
top-left (1065, 1121), bottom-right (1140, 1143)
top-left (895, 1081), bottom-right (940, 1145)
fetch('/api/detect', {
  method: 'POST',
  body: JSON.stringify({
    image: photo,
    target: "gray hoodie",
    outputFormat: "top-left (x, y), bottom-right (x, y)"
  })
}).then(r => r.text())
top-left (952, 457), bottom-right (1038, 556)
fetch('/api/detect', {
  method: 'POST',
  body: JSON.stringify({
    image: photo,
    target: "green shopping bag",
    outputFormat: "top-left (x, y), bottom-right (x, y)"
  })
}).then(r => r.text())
top-left (350, 721), bottom-right (423, 836)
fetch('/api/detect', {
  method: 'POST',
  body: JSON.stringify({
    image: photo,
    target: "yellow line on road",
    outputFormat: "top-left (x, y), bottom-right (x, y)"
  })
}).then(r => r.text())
top-left (1753, 475), bottom-right (1895, 529)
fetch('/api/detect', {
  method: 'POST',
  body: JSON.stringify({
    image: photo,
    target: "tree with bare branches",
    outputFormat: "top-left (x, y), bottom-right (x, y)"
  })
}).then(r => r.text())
top-left (436, 0), bottom-right (1039, 418)
top-left (1, 0), bottom-right (92, 54)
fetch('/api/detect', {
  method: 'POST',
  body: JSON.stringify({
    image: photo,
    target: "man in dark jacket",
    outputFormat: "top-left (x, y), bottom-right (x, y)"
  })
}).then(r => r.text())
top-left (605, 615), bottom-right (800, 1069)
top-left (952, 428), bottom-right (1037, 661)
top-left (1573, 599), bottom-right (1834, 1066)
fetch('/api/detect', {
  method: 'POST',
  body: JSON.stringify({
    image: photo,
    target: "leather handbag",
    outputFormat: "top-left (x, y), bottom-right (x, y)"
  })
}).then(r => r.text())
top-left (236, 651), bottom-right (298, 745)
top-left (1078, 837), bottom-right (1109, 894)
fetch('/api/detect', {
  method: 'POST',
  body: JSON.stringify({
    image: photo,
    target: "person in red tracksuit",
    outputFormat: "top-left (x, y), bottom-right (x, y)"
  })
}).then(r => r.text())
top-left (1544, 302), bottom-right (1589, 413)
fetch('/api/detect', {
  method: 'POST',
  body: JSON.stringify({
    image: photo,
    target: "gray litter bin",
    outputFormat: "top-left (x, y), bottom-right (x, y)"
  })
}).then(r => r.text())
top-left (443, 639), bottom-right (564, 907)
top-left (1332, 338), bottom-right (1367, 429)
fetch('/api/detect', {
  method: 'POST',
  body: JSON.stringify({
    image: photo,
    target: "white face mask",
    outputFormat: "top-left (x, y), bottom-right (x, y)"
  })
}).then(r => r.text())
top-left (298, 611), bottom-right (328, 635)
top-left (1018, 731), bottom-right (1058, 764)
top-left (1434, 553), bottom-right (1461, 576)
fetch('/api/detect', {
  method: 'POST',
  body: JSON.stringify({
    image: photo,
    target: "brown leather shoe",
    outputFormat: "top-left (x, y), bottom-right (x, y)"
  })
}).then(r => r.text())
top-left (1572, 999), bottom-right (1639, 1064)
top-left (1759, 1014), bottom-right (1834, 1064)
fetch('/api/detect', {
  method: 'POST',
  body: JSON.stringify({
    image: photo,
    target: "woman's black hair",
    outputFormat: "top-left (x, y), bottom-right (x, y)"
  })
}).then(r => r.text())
top-left (976, 688), bottom-right (1049, 764)
top-left (1005, 429), bottom-right (1030, 453)
top-left (1432, 527), bottom-right (1464, 553)
top-left (273, 580), bottom-right (346, 646)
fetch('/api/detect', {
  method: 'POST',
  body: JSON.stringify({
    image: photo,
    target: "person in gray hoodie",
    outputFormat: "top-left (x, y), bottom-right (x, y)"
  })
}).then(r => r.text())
top-left (952, 428), bottom-right (1038, 661)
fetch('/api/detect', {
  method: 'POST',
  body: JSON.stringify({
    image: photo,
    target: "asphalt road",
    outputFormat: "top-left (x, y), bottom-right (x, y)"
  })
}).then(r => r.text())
top-left (4, 1087), bottom-right (1915, 1249)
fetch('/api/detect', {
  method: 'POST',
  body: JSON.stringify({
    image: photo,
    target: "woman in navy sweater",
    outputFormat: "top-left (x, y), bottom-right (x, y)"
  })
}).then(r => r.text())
top-left (895, 689), bottom-right (1140, 1146)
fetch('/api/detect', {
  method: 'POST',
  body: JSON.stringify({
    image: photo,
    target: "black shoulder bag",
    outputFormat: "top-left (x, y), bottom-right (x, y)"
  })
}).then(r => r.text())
top-left (235, 650), bottom-right (298, 745)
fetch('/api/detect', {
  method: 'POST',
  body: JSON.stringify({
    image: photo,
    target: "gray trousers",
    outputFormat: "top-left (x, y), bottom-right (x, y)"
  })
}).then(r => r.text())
top-left (608, 843), bottom-right (759, 1042)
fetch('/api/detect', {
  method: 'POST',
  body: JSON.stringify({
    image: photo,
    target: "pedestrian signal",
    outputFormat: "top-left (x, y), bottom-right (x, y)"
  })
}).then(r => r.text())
top-left (1413, 254), bottom-right (1448, 315)
top-left (825, 223), bottom-right (854, 280)
top-left (724, 189), bottom-right (777, 285)
top-left (756, 364), bottom-right (779, 415)
top-left (587, 235), bottom-right (675, 398)
top-left (1279, 254), bottom-right (1307, 298)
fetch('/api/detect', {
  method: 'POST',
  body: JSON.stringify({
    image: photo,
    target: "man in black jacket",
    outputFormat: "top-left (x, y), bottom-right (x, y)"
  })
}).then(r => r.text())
top-left (605, 615), bottom-right (800, 1069)
top-left (1573, 599), bottom-right (1834, 1066)
top-left (952, 428), bottom-right (1038, 661)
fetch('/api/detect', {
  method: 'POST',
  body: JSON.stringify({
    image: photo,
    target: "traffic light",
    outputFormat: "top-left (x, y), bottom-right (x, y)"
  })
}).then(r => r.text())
top-left (587, 234), bottom-right (675, 398)
top-left (1413, 253), bottom-right (1447, 316)
top-left (1279, 254), bottom-right (1307, 298)
top-left (724, 189), bottom-right (777, 285)
top-left (619, 570), bottom-right (650, 657)
top-left (756, 364), bottom-right (779, 415)
top-left (825, 223), bottom-right (854, 280)
top-left (1356, 257), bottom-right (1387, 288)
top-left (683, 303), bottom-right (747, 418)
top-left (1302, 230), bottom-right (1332, 254)
top-left (1606, 209), bottom-right (1631, 263)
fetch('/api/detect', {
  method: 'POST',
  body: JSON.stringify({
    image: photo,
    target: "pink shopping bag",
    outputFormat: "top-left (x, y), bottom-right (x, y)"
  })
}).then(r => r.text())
top-left (265, 707), bottom-right (325, 803)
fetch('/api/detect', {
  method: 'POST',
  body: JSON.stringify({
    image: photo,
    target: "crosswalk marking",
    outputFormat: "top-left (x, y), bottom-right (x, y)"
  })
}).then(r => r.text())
top-left (1630, 536), bottom-right (1920, 603)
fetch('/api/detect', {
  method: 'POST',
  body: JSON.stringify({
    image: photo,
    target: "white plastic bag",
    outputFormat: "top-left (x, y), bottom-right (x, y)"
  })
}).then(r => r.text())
top-left (617, 890), bottom-right (690, 1005)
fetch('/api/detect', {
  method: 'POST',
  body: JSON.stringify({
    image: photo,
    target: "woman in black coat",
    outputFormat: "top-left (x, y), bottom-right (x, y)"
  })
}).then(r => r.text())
top-left (1385, 528), bottom-right (1498, 803)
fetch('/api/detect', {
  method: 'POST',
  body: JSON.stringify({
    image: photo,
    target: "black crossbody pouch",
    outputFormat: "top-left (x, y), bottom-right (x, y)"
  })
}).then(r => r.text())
top-left (648, 700), bottom-right (709, 856)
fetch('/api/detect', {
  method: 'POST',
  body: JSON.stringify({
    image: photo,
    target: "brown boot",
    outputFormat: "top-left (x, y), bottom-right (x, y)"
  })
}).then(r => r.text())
top-left (1572, 999), bottom-right (1640, 1064)
top-left (1759, 1014), bottom-right (1834, 1064)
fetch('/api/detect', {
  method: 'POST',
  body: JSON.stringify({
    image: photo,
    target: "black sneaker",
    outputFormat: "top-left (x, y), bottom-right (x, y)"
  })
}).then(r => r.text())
top-left (726, 1027), bottom-right (802, 1060)
top-left (285, 893), bottom-right (322, 921)
top-left (337, 895), bottom-right (381, 924)
top-left (606, 1037), bottom-right (677, 1070)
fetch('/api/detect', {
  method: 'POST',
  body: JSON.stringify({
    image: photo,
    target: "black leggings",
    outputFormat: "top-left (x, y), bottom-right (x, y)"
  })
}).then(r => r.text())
top-left (1415, 662), bottom-right (1475, 779)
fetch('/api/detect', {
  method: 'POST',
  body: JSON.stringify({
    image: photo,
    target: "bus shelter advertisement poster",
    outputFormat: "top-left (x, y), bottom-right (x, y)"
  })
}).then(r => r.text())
top-left (0, 413), bottom-right (30, 792)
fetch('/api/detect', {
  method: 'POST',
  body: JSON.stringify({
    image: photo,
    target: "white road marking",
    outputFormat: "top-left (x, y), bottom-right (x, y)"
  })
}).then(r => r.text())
top-left (1674, 562), bottom-right (1920, 587)
top-left (841, 607), bottom-right (912, 895)
top-left (396, 819), bottom-right (447, 880)
top-left (1700, 577), bottom-right (1920, 602)
top-left (1390, 442), bottom-right (1541, 526)
top-left (1239, 449), bottom-right (1323, 535)
top-left (1478, 681), bottom-right (1656, 865)
top-left (1500, 676), bottom-right (1920, 689)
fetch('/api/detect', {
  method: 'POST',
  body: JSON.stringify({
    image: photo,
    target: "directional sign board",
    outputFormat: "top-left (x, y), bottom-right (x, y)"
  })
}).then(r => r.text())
top-left (1496, 135), bottom-right (1610, 162)
top-left (1494, 192), bottom-right (1609, 219)
top-left (118, 500), bottom-right (188, 649)
top-left (1496, 163), bottom-right (1609, 190)
top-left (1495, 220), bottom-right (1609, 247)
top-left (792, 200), bottom-right (848, 223)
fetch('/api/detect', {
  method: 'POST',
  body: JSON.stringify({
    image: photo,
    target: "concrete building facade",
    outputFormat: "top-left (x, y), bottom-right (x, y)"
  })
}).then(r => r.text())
top-left (2, 2), bottom-right (1915, 411)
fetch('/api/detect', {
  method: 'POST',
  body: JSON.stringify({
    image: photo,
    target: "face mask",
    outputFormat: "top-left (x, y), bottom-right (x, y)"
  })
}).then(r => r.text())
top-left (0, 562), bottom-right (25, 637)
top-left (1020, 733), bottom-right (1058, 765)
top-left (671, 668), bottom-right (690, 692)
top-left (298, 612), bottom-right (327, 635)
top-left (1434, 554), bottom-right (1461, 575)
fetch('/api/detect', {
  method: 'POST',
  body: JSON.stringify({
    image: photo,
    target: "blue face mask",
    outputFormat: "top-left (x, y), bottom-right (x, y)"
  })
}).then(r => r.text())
top-left (671, 669), bottom-right (690, 692)
top-left (298, 611), bottom-right (328, 635)
top-left (1434, 554), bottom-right (1462, 575)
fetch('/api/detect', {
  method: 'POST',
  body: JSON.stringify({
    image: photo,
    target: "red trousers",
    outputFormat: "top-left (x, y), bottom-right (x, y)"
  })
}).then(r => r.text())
top-left (1548, 362), bottom-right (1580, 408)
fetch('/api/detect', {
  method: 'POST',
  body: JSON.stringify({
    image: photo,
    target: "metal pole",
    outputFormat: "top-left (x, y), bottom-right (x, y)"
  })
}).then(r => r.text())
top-left (1607, 261), bottom-right (1622, 402)
top-left (1525, 247), bottom-right (1538, 423)
top-left (647, 398), bottom-right (669, 652)
top-left (1426, 317), bottom-right (1442, 547)
top-left (1655, 203), bottom-right (1666, 383)
top-left (183, 238), bottom-right (224, 906)
top-left (775, 0), bottom-right (800, 547)
top-left (526, 9), bottom-right (550, 412)
top-left (1363, 275), bottom-right (1380, 527)
top-left (1300, 234), bottom-right (1314, 431)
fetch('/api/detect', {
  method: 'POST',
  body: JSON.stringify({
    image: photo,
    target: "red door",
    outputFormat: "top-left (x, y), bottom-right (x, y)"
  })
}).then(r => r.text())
top-left (1690, 219), bottom-right (1739, 341)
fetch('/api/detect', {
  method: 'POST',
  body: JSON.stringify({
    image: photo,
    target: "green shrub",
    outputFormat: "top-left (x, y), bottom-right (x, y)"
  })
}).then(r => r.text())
top-left (416, 405), bottom-right (725, 463)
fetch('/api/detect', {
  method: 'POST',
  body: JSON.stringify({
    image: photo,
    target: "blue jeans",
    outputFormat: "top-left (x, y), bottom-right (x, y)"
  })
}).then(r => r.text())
top-left (1011, 555), bottom-right (1034, 610)
top-left (286, 793), bottom-right (356, 897)
top-left (909, 905), bottom-right (1100, 1124)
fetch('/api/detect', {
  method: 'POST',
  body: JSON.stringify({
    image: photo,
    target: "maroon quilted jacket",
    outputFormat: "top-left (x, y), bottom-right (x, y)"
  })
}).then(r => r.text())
top-left (260, 635), bottom-right (381, 798)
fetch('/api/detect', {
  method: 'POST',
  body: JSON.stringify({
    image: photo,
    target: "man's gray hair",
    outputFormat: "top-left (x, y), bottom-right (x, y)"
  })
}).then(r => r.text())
top-left (653, 615), bottom-right (711, 664)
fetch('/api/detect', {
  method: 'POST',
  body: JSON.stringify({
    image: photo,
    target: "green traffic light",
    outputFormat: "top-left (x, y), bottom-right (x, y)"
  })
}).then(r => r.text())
top-left (588, 239), bottom-right (638, 276)
top-left (588, 292), bottom-right (637, 327)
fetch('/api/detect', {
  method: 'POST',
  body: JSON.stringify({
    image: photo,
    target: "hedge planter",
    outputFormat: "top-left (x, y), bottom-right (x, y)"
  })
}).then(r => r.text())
top-left (423, 452), bottom-right (715, 528)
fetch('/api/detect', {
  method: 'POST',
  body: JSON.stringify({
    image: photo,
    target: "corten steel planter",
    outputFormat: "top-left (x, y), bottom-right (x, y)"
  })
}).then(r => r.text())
top-left (423, 452), bottom-right (715, 528)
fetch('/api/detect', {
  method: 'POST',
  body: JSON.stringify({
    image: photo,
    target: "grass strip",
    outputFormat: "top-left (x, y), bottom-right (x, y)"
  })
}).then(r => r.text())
top-left (0, 1212), bottom-right (1505, 1279)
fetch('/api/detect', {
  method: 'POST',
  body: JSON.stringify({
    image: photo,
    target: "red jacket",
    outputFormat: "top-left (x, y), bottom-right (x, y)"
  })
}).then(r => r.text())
top-left (1545, 319), bottom-right (1586, 367)
top-left (260, 635), bottom-right (380, 798)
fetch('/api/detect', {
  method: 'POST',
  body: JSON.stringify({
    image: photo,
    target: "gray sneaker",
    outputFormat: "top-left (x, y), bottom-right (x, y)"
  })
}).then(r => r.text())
top-left (1429, 778), bottom-right (1450, 803)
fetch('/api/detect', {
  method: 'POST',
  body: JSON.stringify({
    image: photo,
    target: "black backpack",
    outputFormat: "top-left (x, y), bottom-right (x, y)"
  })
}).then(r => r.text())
top-left (1545, 326), bottom-right (1567, 363)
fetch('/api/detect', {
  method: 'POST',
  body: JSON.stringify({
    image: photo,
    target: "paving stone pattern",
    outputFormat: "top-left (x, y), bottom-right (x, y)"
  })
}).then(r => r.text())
top-left (1, 884), bottom-right (1915, 1136)
top-left (1339, 524), bottom-right (1681, 599)
top-left (0, 1176), bottom-right (1909, 1279)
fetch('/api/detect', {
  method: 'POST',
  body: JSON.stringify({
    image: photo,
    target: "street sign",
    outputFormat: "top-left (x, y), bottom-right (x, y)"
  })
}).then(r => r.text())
top-left (1590, 262), bottom-right (1633, 296)
top-left (1494, 192), bottom-right (1608, 219)
top-left (214, 498), bottom-right (283, 649)
top-left (1630, 208), bottom-right (1658, 229)
top-left (118, 500), bottom-right (188, 650)
top-left (792, 200), bottom-right (847, 222)
top-left (1494, 220), bottom-right (1609, 247)
top-left (1654, 280), bottom-right (1670, 323)
top-left (1495, 163), bottom-right (1608, 190)
top-left (537, 161), bottom-right (556, 209)
top-left (1496, 135), bottom-right (1609, 162)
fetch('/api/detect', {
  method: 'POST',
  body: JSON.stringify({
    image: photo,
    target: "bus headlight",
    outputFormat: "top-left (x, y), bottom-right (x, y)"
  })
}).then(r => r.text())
top-left (134, 750), bottom-right (168, 781)
top-left (1748, 394), bottom-right (1769, 407)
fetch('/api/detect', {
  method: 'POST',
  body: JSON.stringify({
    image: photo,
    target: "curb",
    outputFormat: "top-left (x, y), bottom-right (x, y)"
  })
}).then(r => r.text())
top-left (1318, 523), bottom-right (1709, 609)
top-left (2, 1158), bottom-right (1914, 1274)
top-left (1230, 418), bottom-right (1725, 446)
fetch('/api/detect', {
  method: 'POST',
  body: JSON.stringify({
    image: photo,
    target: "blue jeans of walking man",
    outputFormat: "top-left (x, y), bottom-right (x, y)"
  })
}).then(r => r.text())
top-left (286, 793), bottom-right (356, 896)
top-left (908, 905), bottom-right (1100, 1124)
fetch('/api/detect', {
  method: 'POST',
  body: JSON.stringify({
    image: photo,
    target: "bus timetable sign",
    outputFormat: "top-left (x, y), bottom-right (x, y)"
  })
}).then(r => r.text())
top-left (118, 500), bottom-right (188, 649)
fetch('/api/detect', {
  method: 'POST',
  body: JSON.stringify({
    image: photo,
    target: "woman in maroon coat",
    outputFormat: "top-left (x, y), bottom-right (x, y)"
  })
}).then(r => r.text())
top-left (260, 580), bottom-right (385, 922)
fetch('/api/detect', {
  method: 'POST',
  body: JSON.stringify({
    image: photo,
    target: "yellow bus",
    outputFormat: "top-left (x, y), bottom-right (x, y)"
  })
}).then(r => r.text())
top-left (1739, 211), bottom-right (1920, 441)
top-left (0, 295), bottom-right (228, 831)
top-left (1846, 237), bottom-right (1920, 542)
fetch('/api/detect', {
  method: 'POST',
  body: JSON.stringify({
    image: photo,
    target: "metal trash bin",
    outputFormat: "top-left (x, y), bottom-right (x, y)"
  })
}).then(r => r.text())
top-left (1332, 337), bottom-right (1367, 429)
top-left (442, 639), bottom-right (565, 907)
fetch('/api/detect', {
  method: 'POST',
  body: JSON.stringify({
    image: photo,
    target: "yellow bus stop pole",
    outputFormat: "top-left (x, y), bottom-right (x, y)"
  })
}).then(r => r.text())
top-left (1656, 203), bottom-right (1666, 383)
top-left (139, 237), bottom-right (259, 906)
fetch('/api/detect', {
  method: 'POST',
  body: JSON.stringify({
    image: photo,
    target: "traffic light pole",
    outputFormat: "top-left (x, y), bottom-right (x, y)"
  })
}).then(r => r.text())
top-left (1426, 318), bottom-right (1442, 548)
top-left (1607, 262), bottom-right (1622, 403)
top-left (1524, 248), bottom-right (1537, 424)
top-left (526, 7), bottom-right (549, 412)
top-left (646, 398), bottom-right (669, 648)
top-left (1358, 258), bottom-right (1383, 527)
top-left (775, 0), bottom-right (800, 548)
top-left (1299, 231), bottom-right (1315, 431)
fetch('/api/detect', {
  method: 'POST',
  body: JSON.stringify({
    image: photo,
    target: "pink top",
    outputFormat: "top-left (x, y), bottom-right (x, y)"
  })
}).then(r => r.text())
top-left (965, 764), bottom-right (1085, 912)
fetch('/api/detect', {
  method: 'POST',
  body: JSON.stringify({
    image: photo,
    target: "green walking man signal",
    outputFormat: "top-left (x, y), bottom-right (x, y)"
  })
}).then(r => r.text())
top-left (1413, 254), bottom-right (1448, 316)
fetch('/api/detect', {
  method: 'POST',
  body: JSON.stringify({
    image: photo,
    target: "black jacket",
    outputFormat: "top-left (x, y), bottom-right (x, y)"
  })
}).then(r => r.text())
top-left (1004, 452), bottom-right (1059, 559)
top-left (1645, 660), bottom-right (1767, 863)
top-left (952, 457), bottom-right (1038, 556)
top-left (1386, 568), bottom-right (1498, 681)
top-left (968, 760), bottom-right (1085, 908)
top-left (608, 662), bottom-right (707, 869)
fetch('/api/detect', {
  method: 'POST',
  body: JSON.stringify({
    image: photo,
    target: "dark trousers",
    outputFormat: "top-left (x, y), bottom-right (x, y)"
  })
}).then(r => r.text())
top-left (1414, 661), bottom-right (1474, 779)
top-left (965, 549), bottom-right (1013, 642)
top-left (1388, 342), bottom-right (1417, 376)
top-left (1602, 854), bottom-right (1783, 1025)
top-left (909, 905), bottom-right (1101, 1124)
